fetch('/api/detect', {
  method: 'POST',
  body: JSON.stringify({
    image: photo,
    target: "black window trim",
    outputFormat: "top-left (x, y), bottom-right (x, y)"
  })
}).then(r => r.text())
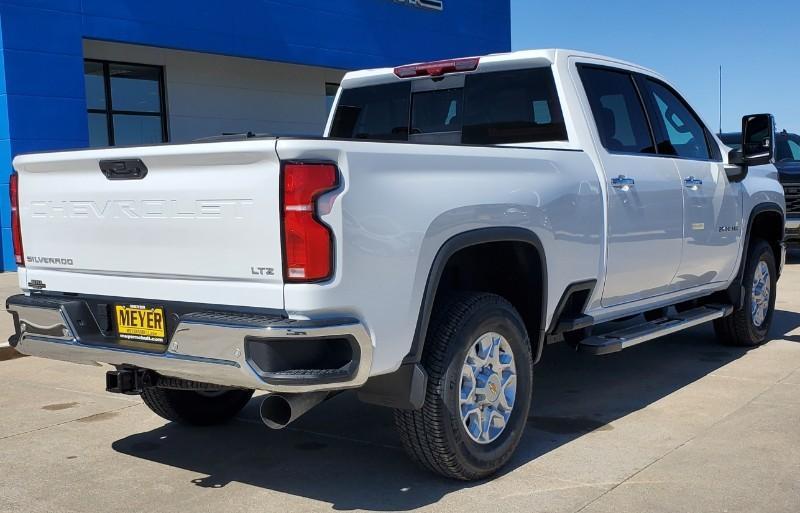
top-left (85, 58), bottom-right (169, 147)
top-left (576, 62), bottom-right (723, 163)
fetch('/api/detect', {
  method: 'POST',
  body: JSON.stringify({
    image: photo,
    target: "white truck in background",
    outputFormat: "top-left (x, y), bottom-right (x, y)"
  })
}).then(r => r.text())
top-left (7, 49), bottom-right (785, 480)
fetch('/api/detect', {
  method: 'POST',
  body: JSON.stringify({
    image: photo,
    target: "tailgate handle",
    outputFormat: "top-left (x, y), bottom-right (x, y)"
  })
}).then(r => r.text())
top-left (99, 159), bottom-right (148, 180)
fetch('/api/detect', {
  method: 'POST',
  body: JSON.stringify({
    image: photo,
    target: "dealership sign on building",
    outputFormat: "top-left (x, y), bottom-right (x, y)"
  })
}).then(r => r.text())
top-left (393, 0), bottom-right (444, 11)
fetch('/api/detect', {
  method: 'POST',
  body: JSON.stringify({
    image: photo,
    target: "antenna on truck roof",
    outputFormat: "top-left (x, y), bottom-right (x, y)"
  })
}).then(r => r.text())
top-left (719, 65), bottom-right (723, 134)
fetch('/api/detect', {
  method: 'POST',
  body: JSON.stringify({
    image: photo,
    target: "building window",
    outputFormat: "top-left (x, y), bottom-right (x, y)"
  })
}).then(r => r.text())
top-left (84, 60), bottom-right (168, 147)
top-left (325, 83), bottom-right (340, 114)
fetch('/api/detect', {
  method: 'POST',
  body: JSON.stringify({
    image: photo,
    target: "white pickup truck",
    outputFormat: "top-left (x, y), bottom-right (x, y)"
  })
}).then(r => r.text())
top-left (7, 49), bottom-right (786, 480)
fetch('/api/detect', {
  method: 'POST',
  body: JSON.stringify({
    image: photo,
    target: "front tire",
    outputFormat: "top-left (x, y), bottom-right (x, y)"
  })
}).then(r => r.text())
top-left (394, 292), bottom-right (534, 480)
top-left (141, 387), bottom-right (254, 426)
top-left (714, 239), bottom-right (777, 347)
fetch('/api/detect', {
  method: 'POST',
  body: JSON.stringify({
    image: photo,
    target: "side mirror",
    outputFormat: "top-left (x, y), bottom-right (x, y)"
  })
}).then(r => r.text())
top-left (726, 113), bottom-right (775, 181)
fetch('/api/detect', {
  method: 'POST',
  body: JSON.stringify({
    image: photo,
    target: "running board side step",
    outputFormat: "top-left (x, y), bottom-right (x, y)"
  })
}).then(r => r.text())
top-left (578, 304), bottom-right (733, 355)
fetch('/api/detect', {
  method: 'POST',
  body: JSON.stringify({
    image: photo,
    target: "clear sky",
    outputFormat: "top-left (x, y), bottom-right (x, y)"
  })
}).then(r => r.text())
top-left (511, 0), bottom-right (799, 134)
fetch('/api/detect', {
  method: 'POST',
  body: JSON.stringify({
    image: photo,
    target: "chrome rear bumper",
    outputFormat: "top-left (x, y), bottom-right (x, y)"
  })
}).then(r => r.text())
top-left (7, 294), bottom-right (373, 393)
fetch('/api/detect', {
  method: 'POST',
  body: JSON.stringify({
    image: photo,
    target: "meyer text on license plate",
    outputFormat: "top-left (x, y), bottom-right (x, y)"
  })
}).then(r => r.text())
top-left (115, 305), bottom-right (166, 343)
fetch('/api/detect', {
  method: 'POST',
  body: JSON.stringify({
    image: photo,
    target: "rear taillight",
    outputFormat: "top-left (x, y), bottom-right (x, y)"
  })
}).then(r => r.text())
top-left (393, 57), bottom-right (480, 78)
top-left (9, 172), bottom-right (23, 266)
top-left (281, 162), bottom-right (338, 282)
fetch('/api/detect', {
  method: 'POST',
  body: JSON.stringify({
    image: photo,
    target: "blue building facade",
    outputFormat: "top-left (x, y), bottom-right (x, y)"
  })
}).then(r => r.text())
top-left (0, 0), bottom-right (511, 270)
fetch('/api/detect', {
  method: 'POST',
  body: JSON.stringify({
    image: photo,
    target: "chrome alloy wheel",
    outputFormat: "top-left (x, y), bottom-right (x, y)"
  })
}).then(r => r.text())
top-left (751, 260), bottom-right (771, 328)
top-left (459, 332), bottom-right (517, 444)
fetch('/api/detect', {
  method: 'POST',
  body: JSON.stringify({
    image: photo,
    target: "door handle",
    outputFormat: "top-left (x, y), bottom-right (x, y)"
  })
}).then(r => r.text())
top-left (611, 175), bottom-right (635, 190)
top-left (684, 176), bottom-right (703, 189)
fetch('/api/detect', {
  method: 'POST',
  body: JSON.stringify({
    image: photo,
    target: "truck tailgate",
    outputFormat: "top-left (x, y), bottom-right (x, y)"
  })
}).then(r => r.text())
top-left (12, 140), bottom-right (285, 309)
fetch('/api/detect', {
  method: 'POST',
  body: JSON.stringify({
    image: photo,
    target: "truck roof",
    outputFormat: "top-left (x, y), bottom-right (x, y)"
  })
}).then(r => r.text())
top-left (341, 48), bottom-right (664, 88)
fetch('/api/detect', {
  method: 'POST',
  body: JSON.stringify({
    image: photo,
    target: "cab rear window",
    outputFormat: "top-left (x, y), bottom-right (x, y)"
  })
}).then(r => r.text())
top-left (462, 68), bottom-right (567, 145)
top-left (329, 67), bottom-right (567, 145)
top-left (329, 82), bottom-right (411, 141)
top-left (411, 88), bottom-right (463, 136)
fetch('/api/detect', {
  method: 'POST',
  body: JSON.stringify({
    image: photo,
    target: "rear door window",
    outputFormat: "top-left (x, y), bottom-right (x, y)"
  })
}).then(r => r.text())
top-left (329, 82), bottom-right (411, 141)
top-left (579, 66), bottom-right (656, 155)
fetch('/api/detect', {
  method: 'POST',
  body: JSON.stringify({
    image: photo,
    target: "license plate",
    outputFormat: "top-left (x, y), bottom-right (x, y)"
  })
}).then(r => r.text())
top-left (114, 304), bottom-right (166, 343)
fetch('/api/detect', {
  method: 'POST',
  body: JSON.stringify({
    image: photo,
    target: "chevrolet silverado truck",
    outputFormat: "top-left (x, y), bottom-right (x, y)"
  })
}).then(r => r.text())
top-left (721, 130), bottom-right (800, 245)
top-left (7, 49), bottom-right (786, 480)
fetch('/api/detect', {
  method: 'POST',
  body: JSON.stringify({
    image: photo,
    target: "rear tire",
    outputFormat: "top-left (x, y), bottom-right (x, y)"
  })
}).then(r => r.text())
top-left (714, 239), bottom-right (777, 347)
top-left (394, 292), bottom-right (534, 481)
top-left (141, 387), bottom-right (254, 426)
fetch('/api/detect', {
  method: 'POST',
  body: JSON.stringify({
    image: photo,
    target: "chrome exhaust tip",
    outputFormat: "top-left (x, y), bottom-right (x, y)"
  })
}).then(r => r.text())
top-left (259, 391), bottom-right (330, 430)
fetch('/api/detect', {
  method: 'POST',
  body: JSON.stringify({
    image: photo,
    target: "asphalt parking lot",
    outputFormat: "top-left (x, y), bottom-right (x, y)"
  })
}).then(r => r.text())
top-left (1, 257), bottom-right (799, 513)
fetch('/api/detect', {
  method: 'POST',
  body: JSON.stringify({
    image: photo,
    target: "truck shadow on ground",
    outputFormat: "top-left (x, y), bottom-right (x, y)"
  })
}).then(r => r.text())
top-left (111, 308), bottom-right (800, 511)
top-left (772, 308), bottom-right (800, 343)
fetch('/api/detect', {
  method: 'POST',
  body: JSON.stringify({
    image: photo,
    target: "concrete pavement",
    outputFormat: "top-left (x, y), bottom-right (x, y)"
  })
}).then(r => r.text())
top-left (0, 273), bottom-right (20, 362)
top-left (1, 258), bottom-right (799, 513)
